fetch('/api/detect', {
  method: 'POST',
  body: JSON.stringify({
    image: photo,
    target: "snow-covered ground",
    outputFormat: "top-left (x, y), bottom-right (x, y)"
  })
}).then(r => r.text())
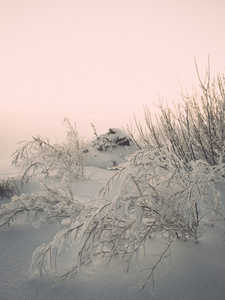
top-left (1, 141), bottom-right (225, 300)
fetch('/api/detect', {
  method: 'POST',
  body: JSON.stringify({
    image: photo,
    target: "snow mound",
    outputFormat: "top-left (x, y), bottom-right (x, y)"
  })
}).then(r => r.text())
top-left (87, 128), bottom-right (135, 169)
top-left (98, 128), bottom-right (132, 146)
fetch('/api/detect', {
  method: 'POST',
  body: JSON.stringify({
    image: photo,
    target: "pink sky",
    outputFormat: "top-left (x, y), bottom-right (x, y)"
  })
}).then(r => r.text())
top-left (1, 0), bottom-right (225, 143)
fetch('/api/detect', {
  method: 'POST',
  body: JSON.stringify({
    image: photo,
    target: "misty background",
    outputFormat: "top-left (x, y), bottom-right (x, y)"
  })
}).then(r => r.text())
top-left (1, 0), bottom-right (225, 151)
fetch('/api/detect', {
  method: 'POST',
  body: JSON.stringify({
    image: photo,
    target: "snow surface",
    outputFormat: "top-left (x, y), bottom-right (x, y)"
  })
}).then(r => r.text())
top-left (1, 143), bottom-right (225, 299)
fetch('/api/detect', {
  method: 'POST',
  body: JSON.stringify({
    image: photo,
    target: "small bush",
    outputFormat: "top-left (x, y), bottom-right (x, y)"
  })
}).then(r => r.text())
top-left (0, 176), bottom-right (84, 227)
top-left (12, 118), bottom-right (89, 184)
top-left (0, 178), bottom-right (20, 200)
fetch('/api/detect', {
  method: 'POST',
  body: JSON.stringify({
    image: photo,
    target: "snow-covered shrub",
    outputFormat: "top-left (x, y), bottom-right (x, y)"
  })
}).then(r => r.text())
top-left (0, 175), bottom-right (84, 227)
top-left (12, 118), bottom-right (88, 184)
top-left (127, 61), bottom-right (225, 166)
top-left (30, 146), bottom-right (225, 289)
top-left (0, 118), bottom-right (87, 228)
